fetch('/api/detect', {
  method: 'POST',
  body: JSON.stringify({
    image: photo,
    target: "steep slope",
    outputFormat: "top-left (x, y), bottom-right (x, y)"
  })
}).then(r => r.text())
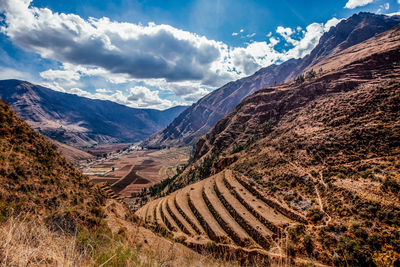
top-left (46, 137), bottom-right (95, 165)
top-left (0, 100), bottom-right (243, 266)
top-left (144, 12), bottom-right (400, 148)
top-left (0, 99), bottom-right (107, 223)
top-left (0, 80), bottom-right (187, 147)
top-left (167, 24), bottom-right (400, 266)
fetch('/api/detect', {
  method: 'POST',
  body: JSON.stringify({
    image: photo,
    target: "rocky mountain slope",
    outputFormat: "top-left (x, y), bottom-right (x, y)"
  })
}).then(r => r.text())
top-left (0, 100), bottom-right (242, 266)
top-left (0, 79), bottom-right (187, 147)
top-left (152, 24), bottom-right (400, 266)
top-left (144, 12), bottom-right (400, 148)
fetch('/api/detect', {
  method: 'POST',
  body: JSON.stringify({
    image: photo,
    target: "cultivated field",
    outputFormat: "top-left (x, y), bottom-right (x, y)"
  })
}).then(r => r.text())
top-left (136, 169), bottom-right (309, 263)
top-left (86, 147), bottom-right (190, 198)
top-left (83, 143), bottom-right (132, 157)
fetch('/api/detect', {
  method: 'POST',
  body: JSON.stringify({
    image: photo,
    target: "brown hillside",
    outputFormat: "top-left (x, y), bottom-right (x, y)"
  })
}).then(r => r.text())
top-left (145, 25), bottom-right (400, 266)
top-left (47, 137), bottom-right (95, 165)
top-left (0, 100), bottom-right (243, 266)
top-left (0, 99), bottom-right (107, 225)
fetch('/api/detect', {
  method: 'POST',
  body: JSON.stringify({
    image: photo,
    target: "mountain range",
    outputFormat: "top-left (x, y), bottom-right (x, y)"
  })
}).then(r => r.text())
top-left (143, 12), bottom-right (400, 148)
top-left (0, 79), bottom-right (187, 147)
top-left (139, 21), bottom-right (400, 266)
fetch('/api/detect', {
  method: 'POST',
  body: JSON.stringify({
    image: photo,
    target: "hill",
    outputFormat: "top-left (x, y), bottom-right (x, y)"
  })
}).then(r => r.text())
top-left (0, 99), bottom-right (242, 266)
top-left (143, 12), bottom-right (400, 148)
top-left (46, 137), bottom-right (95, 165)
top-left (0, 79), bottom-right (187, 147)
top-left (138, 24), bottom-right (400, 266)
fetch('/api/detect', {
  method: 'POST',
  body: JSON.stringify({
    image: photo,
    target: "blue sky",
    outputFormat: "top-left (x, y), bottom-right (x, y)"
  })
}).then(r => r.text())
top-left (0, 0), bottom-right (399, 109)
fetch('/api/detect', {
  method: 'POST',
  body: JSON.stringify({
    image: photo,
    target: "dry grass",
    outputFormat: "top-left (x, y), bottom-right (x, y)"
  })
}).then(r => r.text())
top-left (0, 215), bottom-right (242, 267)
top-left (0, 216), bottom-right (86, 266)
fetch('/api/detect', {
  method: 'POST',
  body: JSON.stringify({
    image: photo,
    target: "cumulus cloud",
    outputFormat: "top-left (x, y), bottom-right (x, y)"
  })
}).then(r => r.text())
top-left (96, 88), bottom-right (112, 93)
top-left (377, 3), bottom-right (390, 13)
top-left (324, 18), bottom-right (343, 32)
top-left (0, 0), bottom-right (228, 87)
top-left (67, 85), bottom-right (179, 109)
top-left (345, 0), bottom-right (374, 9)
top-left (0, 0), bottom-right (344, 108)
top-left (0, 66), bottom-right (32, 80)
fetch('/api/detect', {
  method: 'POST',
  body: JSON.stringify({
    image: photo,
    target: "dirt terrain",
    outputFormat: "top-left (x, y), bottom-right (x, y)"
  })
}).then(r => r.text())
top-left (137, 170), bottom-right (308, 264)
top-left (86, 147), bottom-right (190, 198)
top-left (139, 25), bottom-right (400, 266)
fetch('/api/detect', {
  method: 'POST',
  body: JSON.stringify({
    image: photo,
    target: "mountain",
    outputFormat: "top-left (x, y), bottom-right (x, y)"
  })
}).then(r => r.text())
top-left (0, 79), bottom-right (187, 147)
top-left (0, 100), bottom-right (235, 266)
top-left (144, 12), bottom-right (400, 148)
top-left (138, 24), bottom-right (400, 266)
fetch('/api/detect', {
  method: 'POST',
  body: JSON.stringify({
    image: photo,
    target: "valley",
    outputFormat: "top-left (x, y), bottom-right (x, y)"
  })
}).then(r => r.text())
top-left (83, 146), bottom-right (191, 201)
top-left (1, 2), bottom-right (400, 265)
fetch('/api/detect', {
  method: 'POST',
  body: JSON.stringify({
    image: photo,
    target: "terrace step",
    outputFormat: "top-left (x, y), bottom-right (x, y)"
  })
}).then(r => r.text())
top-left (160, 198), bottom-right (179, 232)
top-left (99, 184), bottom-right (123, 200)
top-left (155, 198), bottom-right (168, 228)
top-left (166, 192), bottom-right (197, 236)
top-left (215, 173), bottom-right (273, 248)
top-left (202, 175), bottom-right (254, 248)
top-left (225, 170), bottom-right (293, 227)
top-left (188, 179), bottom-right (232, 244)
top-left (234, 171), bottom-right (307, 223)
top-left (174, 187), bottom-right (206, 236)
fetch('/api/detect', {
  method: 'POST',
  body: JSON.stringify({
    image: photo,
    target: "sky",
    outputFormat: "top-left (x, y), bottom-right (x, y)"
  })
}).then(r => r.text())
top-left (0, 0), bottom-right (399, 110)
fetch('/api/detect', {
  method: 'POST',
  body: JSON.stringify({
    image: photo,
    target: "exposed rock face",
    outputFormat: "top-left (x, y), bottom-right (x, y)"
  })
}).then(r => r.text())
top-left (144, 12), bottom-right (400, 148)
top-left (0, 79), bottom-right (187, 146)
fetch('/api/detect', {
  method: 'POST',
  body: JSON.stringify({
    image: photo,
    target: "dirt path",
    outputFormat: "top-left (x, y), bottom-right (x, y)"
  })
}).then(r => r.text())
top-left (287, 162), bottom-right (331, 226)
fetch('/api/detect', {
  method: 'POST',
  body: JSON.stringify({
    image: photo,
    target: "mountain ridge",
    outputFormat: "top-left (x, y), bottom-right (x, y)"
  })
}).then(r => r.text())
top-left (143, 12), bottom-right (400, 148)
top-left (0, 79), bottom-right (187, 147)
top-left (140, 23), bottom-right (400, 266)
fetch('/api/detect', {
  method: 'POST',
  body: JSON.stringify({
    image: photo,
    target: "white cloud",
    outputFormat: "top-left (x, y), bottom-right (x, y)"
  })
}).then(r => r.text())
top-left (386, 11), bottom-right (400, 16)
top-left (0, 66), bottom-right (32, 80)
top-left (1, 0), bottom-right (229, 87)
top-left (96, 88), bottom-right (112, 93)
top-left (67, 85), bottom-right (180, 109)
top-left (377, 3), bottom-right (390, 13)
top-left (127, 86), bottom-right (171, 108)
top-left (246, 33), bottom-right (256, 38)
top-left (0, 0), bottom-right (344, 108)
top-left (345, 0), bottom-right (374, 9)
top-left (324, 17), bottom-right (343, 32)
top-left (232, 32), bottom-right (238, 36)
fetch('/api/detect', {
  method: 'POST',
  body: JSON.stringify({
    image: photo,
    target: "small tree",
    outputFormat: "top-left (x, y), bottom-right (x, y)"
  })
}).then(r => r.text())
top-left (295, 74), bottom-right (305, 85)
top-left (305, 69), bottom-right (316, 80)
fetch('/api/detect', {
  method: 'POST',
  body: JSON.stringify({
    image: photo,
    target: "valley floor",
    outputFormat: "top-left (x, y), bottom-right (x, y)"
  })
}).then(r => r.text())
top-left (83, 147), bottom-right (191, 202)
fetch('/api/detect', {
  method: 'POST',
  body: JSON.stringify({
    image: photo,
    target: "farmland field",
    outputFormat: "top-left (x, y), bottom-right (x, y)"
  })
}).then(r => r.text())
top-left (85, 147), bottom-right (191, 198)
